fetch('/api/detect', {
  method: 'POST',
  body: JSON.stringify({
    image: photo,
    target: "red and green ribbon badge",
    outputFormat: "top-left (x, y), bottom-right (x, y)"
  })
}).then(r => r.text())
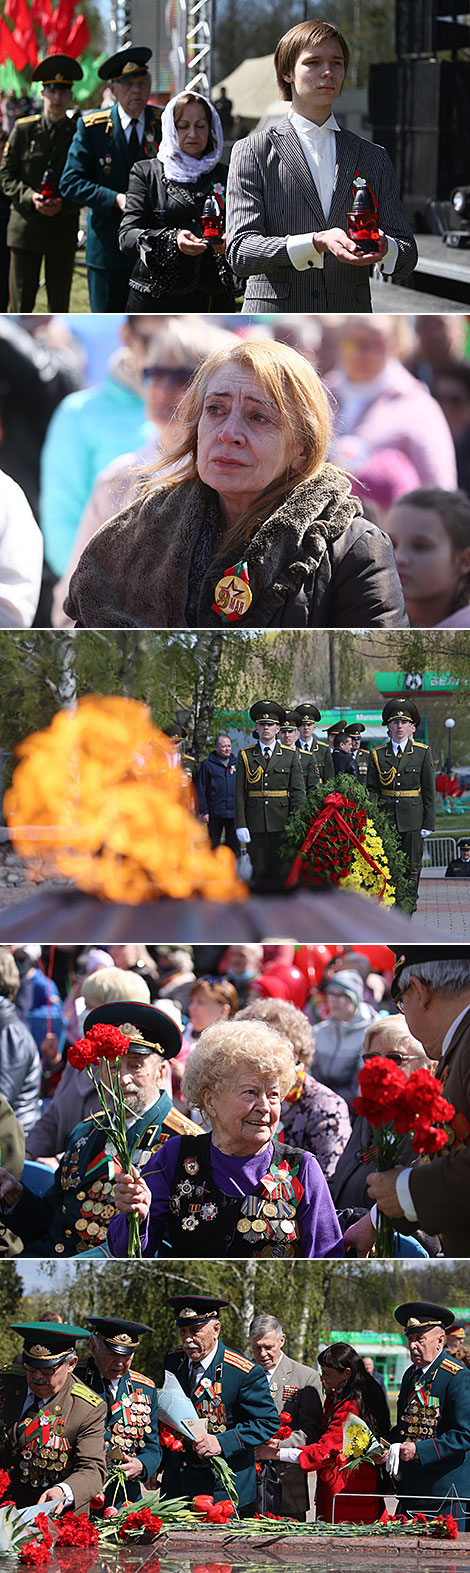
top-left (212, 560), bottom-right (252, 622)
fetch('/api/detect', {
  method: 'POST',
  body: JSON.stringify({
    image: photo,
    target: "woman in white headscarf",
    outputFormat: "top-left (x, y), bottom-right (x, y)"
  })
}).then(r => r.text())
top-left (119, 90), bottom-right (236, 310)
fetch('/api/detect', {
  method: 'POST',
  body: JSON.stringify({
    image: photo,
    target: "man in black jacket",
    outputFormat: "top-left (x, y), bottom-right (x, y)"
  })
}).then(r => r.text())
top-left (331, 730), bottom-right (356, 779)
top-left (196, 732), bottom-right (238, 852)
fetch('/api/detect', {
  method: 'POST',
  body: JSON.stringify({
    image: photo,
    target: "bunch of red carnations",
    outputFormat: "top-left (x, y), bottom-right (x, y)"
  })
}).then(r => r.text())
top-left (354, 1057), bottom-right (455, 1255)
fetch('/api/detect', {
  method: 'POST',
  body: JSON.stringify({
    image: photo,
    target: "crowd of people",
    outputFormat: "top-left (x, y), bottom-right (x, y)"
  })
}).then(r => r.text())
top-left (1, 1296), bottom-right (470, 1529)
top-left (0, 311), bottom-right (469, 630)
top-left (0, 943), bottom-right (468, 1259)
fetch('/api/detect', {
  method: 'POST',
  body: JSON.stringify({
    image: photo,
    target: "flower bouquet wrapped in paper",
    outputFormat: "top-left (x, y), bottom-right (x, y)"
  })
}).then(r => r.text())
top-left (341, 1413), bottom-right (386, 1473)
top-left (0, 1502), bottom-right (56, 1558)
top-left (157, 1372), bottom-right (207, 1442)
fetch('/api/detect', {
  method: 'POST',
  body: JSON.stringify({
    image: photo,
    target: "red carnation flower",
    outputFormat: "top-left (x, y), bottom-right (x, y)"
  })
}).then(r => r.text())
top-left (83, 1023), bottom-right (130, 1062)
top-left (55, 1514), bottom-right (99, 1547)
top-left (412, 1120), bottom-right (449, 1155)
top-left (354, 1057), bottom-right (408, 1127)
top-left (445, 1514), bottom-right (458, 1539)
top-left (0, 1470), bottom-right (10, 1500)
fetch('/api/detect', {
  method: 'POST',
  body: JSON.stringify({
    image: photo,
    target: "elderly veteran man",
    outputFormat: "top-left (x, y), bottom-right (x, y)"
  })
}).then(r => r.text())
top-left (295, 703), bottom-right (334, 792)
top-left (161, 1294), bottom-right (279, 1515)
top-left (60, 44), bottom-right (160, 312)
top-left (366, 699), bottom-right (435, 907)
top-left (77, 1316), bottom-right (160, 1505)
top-left (0, 54), bottom-right (82, 312)
top-left (250, 1312), bottom-right (322, 1519)
top-left (0, 1002), bottom-right (200, 1257)
top-left (387, 1301), bottom-right (470, 1530)
top-left (235, 699), bottom-right (305, 891)
top-left (0, 1321), bottom-right (106, 1511)
top-left (364, 949), bottom-right (470, 1257)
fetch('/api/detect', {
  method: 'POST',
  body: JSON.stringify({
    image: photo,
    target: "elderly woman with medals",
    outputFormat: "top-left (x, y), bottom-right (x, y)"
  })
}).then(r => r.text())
top-left (64, 339), bottom-right (408, 630)
top-left (103, 1020), bottom-right (344, 1258)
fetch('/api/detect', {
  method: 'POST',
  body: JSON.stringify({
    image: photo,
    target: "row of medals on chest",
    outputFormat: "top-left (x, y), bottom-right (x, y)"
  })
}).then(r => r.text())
top-left (171, 1157), bottom-right (298, 1244)
top-left (60, 1136), bottom-right (156, 1251)
top-left (404, 1393), bottom-right (440, 1439)
top-left (108, 1394), bottom-right (152, 1459)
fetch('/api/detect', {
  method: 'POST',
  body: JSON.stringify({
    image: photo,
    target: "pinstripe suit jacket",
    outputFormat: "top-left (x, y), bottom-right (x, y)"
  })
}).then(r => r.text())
top-left (226, 117), bottom-right (417, 311)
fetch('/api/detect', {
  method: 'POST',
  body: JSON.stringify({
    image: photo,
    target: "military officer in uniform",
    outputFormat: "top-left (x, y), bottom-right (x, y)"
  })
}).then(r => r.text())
top-left (446, 839), bottom-right (470, 879)
top-left (295, 703), bottom-right (334, 792)
top-left (161, 724), bottom-right (197, 782)
top-left (343, 722), bottom-right (369, 785)
top-left (77, 1317), bottom-right (160, 1505)
top-left (0, 1002), bottom-right (200, 1257)
top-left (60, 43), bottom-right (161, 311)
top-left (366, 700), bottom-right (435, 905)
top-left (0, 55), bottom-right (82, 311)
top-left (387, 1301), bottom-right (470, 1530)
top-left (0, 1320), bottom-right (106, 1511)
top-left (161, 1294), bottom-right (279, 1515)
top-left (235, 700), bottom-right (305, 891)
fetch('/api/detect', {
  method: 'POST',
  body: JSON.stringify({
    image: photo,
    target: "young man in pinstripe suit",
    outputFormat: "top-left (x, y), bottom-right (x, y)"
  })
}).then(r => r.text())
top-left (226, 19), bottom-right (417, 311)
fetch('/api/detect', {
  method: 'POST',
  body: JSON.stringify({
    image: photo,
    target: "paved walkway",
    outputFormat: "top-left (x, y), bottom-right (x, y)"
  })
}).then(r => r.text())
top-left (417, 877), bottom-right (470, 935)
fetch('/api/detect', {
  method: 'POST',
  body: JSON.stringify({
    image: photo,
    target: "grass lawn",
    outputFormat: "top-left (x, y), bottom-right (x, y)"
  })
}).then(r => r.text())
top-left (435, 810), bottom-right (470, 833)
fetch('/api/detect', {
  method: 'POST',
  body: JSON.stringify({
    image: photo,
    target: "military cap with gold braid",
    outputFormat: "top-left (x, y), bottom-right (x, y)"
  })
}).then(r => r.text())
top-left (31, 54), bottom-right (83, 85)
top-left (395, 1302), bottom-right (456, 1334)
top-left (296, 703), bottom-right (321, 723)
top-left (166, 1294), bottom-right (230, 1328)
top-left (98, 44), bottom-right (152, 82)
top-left (87, 1317), bottom-right (152, 1354)
top-left (382, 699), bottom-right (420, 726)
top-left (390, 946), bottom-right (470, 1001)
top-left (11, 1322), bottom-right (89, 1370)
top-left (249, 701), bottom-right (286, 724)
top-left (84, 1001), bottom-right (182, 1061)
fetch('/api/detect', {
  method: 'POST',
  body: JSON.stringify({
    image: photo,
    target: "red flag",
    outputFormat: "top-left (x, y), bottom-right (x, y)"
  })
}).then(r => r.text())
top-left (0, 14), bottom-right (28, 68)
top-left (49, 0), bottom-right (75, 48)
top-left (3, 0), bottom-right (37, 64)
top-left (62, 11), bottom-right (90, 55)
top-left (31, 0), bottom-right (54, 33)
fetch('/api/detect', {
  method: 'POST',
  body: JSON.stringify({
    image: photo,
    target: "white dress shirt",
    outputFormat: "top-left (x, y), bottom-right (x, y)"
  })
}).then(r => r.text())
top-left (285, 108), bottom-right (398, 276)
top-left (188, 1343), bottom-right (219, 1390)
top-left (395, 1002), bottom-right (470, 1221)
top-left (117, 104), bottom-right (146, 145)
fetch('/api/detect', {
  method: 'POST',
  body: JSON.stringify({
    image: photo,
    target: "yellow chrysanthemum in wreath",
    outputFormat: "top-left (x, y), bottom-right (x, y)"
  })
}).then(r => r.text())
top-left (339, 818), bottom-right (395, 906)
top-left (4, 696), bottom-right (246, 906)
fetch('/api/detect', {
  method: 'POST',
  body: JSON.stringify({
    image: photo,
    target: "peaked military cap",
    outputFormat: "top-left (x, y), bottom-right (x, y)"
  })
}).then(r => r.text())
top-left (98, 45), bottom-right (152, 82)
top-left (166, 1294), bottom-right (230, 1327)
top-left (344, 722), bottom-right (366, 736)
top-left (296, 703), bottom-right (321, 723)
top-left (249, 701), bottom-right (285, 724)
top-left (327, 719), bottom-right (347, 736)
top-left (87, 1317), bottom-right (152, 1352)
top-left (382, 699), bottom-right (421, 726)
top-left (162, 723), bottom-right (188, 741)
top-left (31, 54), bottom-right (83, 85)
top-left (390, 947), bottom-right (470, 1000)
top-left (395, 1302), bottom-right (455, 1334)
top-left (12, 1321), bottom-right (89, 1369)
top-left (83, 1000), bottom-right (182, 1060)
top-left (458, 840), bottom-right (470, 851)
top-left (281, 710), bottom-right (301, 729)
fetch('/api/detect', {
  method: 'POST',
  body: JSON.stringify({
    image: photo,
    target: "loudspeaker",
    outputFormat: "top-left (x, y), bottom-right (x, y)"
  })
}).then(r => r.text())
top-left (369, 59), bottom-right (470, 226)
top-left (395, 0), bottom-right (470, 55)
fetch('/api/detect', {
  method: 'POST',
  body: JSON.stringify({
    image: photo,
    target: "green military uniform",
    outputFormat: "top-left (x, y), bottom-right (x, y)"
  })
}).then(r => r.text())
top-left (0, 1322), bottom-right (106, 1511)
top-left (6, 1001), bottom-right (198, 1258)
top-left (392, 1302), bottom-right (470, 1530)
top-left (235, 701), bottom-right (305, 891)
top-left (0, 55), bottom-right (82, 310)
top-left (161, 1296), bottom-right (279, 1515)
top-left (77, 1317), bottom-right (161, 1507)
top-left (366, 702), bottom-right (435, 901)
top-left (294, 702), bottom-right (334, 793)
top-left (354, 747), bottom-right (370, 785)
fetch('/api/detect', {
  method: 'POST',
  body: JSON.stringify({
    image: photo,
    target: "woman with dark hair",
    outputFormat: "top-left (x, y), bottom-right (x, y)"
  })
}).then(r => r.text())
top-left (119, 90), bottom-right (236, 311)
top-left (296, 1342), bottom-right (390, 1522)
top-left (385, 487), bottom-right (470, 628)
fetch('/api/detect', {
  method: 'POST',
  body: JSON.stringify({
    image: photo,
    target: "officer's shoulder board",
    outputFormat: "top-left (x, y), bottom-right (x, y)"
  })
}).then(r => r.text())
top-left (0, 1363), bottom-right (19, 1375)
top-left (224, 1349), bottom-right (253, 1373)
top-left (130, 1370), bottom-right (155, 1388)
top-left (83, 109), bottom-right (111, 126)
top-left (441, 1357), bottom-right (464, 1374)
top-left (412, 741), bottom-right (428, 750)
top-left (280, 743), bottom-right (295, 751)
top-left (164, 1107), bottom-right (202, 1137)
top-left (71, 1378), bottom-right (103, 1406)
top-left (15, 113), bottom-right (41, 126)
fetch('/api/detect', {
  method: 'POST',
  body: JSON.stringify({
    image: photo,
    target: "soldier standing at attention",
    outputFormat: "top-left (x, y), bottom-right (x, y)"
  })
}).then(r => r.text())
top-left (0, 55), bottom-right (82, 311)
top-left (235, 700), bottom-right (305, 891)
top-left (295, 703), bottom-right (334, 791)
top-left (366, 699), bottom-right (435, 907)
top-left (60, 43), bottom-right (160, 311)
top-left (343, 722), bottom-right (369, 785)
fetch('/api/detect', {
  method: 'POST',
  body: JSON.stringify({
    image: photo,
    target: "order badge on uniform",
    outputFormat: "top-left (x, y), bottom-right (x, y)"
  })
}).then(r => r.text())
top-left (212, 561), bottom-right (252, 623)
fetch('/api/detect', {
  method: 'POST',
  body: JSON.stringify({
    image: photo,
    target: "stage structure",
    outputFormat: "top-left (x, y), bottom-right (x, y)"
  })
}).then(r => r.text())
top-left (118, 0), bottom-right (213, 96)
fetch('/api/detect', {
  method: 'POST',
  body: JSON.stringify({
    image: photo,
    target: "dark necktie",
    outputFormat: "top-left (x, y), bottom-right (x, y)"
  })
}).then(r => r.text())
top-left (263, 749), bottom-right (270, 763)
top-left (396, 746), bottom-right (402, 761)
top-left (188, 1362), bottom-right (200, 1397)
top-left (128, 119), bottom-right (141, 161)
top-left (103, 1380), bottom-right (114, 1419)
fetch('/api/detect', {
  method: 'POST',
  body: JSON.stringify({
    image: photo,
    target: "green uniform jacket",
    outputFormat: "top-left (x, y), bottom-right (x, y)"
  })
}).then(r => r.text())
top-left (77, 1358), bottom-right (161, 1503)
top-left (296, 738), bottom-right (334, 792)
top-left (162, 1338), bottom-right (279, 1509)
top-left (366, 738), bottom-right (435, 832)
top-left (409, 1004), bottom-right (470, 1256)
top-left (392, 1349), bottom-right (470, 1525)
top-left (1, 112), bottom-right (80, 251)
top-left (9, 1092), bottom-right (200, 1258)
top-left (60, 102), bottom-right (161, 272)
top-left (0, 1366), bottom-right (106, 1509)
top-left (235, 739), bottom-right (305, 834)
top-left (354, 747), bottom-right (370, 786)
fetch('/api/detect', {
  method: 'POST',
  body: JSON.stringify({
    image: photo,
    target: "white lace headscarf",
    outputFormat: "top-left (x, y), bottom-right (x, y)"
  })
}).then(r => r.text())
top-left (158, 91), bottom-right (224, 182)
